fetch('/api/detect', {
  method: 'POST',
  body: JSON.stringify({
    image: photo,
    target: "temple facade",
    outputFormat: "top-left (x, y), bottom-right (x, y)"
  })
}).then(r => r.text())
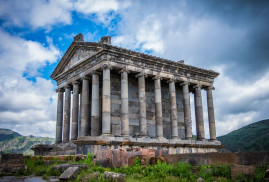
top-left (44, 34), bottom-right (222, 155)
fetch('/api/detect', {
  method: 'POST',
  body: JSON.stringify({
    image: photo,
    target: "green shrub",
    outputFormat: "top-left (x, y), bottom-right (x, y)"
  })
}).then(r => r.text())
top-left (212, 163), bottom-right (231, 179)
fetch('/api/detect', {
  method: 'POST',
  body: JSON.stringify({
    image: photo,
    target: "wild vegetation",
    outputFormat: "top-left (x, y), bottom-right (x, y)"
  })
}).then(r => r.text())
top-left (9, 154), bottom-right (268, 182)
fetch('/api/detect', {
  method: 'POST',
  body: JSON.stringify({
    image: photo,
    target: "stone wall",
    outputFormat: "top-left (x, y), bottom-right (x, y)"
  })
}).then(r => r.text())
top-left (109, 72), bottom-right (185, 138)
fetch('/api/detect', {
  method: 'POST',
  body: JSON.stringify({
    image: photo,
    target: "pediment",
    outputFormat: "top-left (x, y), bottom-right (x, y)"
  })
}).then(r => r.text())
top-left (63, 47), bottom-right (96, 71)
top-left (52, 45), bottom-right (99, 79)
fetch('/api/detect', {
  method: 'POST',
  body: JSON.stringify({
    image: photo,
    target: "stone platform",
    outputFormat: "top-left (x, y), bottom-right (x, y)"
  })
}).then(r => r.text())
top-left (32, 136), bottom-right (223, 156)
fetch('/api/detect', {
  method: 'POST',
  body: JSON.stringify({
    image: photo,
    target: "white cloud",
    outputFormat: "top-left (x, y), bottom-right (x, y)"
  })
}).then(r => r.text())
top-left (0, 30), bottom-right (59, 137)
top-left (0, 0), bottom-right (129, 29)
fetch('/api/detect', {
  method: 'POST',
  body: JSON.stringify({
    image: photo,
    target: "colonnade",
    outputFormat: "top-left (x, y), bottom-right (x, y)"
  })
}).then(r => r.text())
top-left (55, 67), bottom-right (217, 143)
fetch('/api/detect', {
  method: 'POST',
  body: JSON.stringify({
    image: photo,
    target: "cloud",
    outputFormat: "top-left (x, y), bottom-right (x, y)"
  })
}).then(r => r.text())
top-left (111, 1), bottom-right (269, 137)
top-left (0, 0), bottom-right (129, 29)
top-left (0, 30), bottom-right (59, 137)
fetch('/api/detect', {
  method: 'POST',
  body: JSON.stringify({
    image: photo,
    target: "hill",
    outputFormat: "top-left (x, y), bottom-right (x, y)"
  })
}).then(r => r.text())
top-left (217, 119), bottom-right (269, 152)
top-left (0, 128), bottom-right (55, 155)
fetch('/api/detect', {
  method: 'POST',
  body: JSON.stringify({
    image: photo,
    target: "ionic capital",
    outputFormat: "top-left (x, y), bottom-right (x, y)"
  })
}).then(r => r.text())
top-left (119, 68), bottom-right (130, 74)
top-left (63, 84), bottom-right (71, 89)
top-left (152, 75), bottom-right (162, 80)
top-left (135, 72), bottom-right (148, 78)
top-left (90, 70), bottom-right (101, 76)
top-left (205, 86), bottom-right (215, 90)
top-left (167, 78), bottom-right (176, 83)
top-left (72, 80), bottom-right (80, 86)
top-left (193, 84), bottom-right (202, 89)
top-left (180, 81), bottom-right (190, 86)
top-left (80, 75), bottom-right (91, 81)
top-left (101, 63), bottom-right (112, 70)
top-left (56, 88), bottom-right (64, 93)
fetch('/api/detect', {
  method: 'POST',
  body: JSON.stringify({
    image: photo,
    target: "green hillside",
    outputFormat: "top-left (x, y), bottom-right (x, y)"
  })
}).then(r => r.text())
top-left (217, 119), bottom-right (269, 152)
top-left (0, 128), bottom-right (55, 155)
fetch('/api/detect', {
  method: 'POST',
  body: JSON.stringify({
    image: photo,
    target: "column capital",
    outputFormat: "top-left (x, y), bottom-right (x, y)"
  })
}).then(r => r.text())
top-left (167, 78), bottom-right (176, 83)
top-left (135, 72), bottom-right (148, 78)
top-left (90, 70), bottom-right (101, 76)
top-left (72, 80), bottom-right (80, 86)
top-left (101, 63), bottom-right (112, 70)
top-left (180, 81), bottom-right (190, 86)
top-left (152, 75), bottom-right (162, 80)
top-left (193, 84), bottom-right (202, 89)
top-left (119, 68), bottom-right (130, 74)
top-left (56, 88), bottom-right (65, 93)
top-left (81, 75), bottom-right (91, 81)
top-left (64, 85), bottom-right (71, 89)
top-left (205, 86), bottom-right (215, 90)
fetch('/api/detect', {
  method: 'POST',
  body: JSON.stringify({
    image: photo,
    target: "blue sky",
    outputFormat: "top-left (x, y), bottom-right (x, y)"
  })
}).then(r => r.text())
top-left (0, 0), bottom-right (268, 138)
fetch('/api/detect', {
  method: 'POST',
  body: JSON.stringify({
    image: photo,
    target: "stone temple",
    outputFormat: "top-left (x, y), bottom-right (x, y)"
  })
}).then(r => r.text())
top-left (32, 33), bottom-right (222, 156)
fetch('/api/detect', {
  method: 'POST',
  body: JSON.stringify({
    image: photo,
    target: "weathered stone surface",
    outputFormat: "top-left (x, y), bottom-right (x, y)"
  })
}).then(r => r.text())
top-left (59, 166), bottom-right (80, 181)
top-left (104, 171), bottom-right (126, 182)
top-left (80, 172), bottom-right (100, 181)
top-left (52, 164), bottom-right (88, 173)
top-left (0, 154), bottom-right (26, 174)
top-left (230, 164), bottom-right (256, 179)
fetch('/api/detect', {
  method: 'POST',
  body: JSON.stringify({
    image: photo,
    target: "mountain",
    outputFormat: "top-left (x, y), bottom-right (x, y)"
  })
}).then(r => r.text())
top-left (0, 128), bottom-right (55, 155)
top-left (217, 119), bottom-right (269, 152)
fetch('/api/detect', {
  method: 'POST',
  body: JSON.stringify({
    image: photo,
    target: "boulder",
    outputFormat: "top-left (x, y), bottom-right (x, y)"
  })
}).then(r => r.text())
top-left (59, 166), bottom-right (79, 181)
top-left (104, 171), bottom-right (126, 182)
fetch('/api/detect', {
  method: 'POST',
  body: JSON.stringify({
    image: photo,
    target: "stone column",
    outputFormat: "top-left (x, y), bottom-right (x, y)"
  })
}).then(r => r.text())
top-left (78, 91), bottom-right (82, 137)
top-left (102, 64), bottom-right (112, 135)
top-left (81, 76), bottom-right (90, 137)
top-left (206, 86), bottom-right (217, 140)
top-left (136, 72), bottom-right (147, 136)
top-left (194, 84), bottom-right (205, 140)
top-left (153, 76), bottom-right (163, 138)
top-left (91, 71), bottom-right (100, 136)
top-left (120, 68), bottom-right (129, 136)
top-left (63, 85), bottom-right (71, 142)
top-left (168, 79), bottom-right (178, 139)
top-left (71, 81), bottom-right (79, 140)
top-left (55, 88), bottom-right (64, 144)
top-left (181, 82), bottom-right (192, 140)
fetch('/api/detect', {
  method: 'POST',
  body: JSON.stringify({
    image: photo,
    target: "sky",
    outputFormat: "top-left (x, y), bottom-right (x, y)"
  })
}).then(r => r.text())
top-left (0, 0), bottom-right (268, 138)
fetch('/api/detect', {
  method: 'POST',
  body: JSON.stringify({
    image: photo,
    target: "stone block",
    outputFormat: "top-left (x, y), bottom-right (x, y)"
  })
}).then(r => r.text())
top-left (112, 124), bottom-right (121, 136)
top-left (230, 164), bottom-right (256, 179)
top-left (52, 164), bottom-right (88, 173)
top-left (104, 171), bottom-right (126, 182)
top-left (59, 166), bottom-right (80, 181)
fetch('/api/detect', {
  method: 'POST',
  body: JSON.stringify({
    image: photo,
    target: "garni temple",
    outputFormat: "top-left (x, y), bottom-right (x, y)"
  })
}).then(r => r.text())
top-left (32, 34), bottom-right (222, 156)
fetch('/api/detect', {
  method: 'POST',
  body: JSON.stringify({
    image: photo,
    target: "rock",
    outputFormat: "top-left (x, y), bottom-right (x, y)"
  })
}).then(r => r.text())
top-left (80, 172), bottom-right (100, 181)
top-left (156, 156), bottom-right (165, 163)
top-left (59, 166), bottom-right (79, 181)
top-left (197, 177), bottom-right (205, 182)
top-left (230, 164), bottom-right (256, 179)
top-left (141, 156), bottom-right (151, 166)
top-left (150, 156), bottom-right (157, 165)
top-left (52, 163), bottom-right (88, 172)
top-left (104, 171), bottom-right (126, 182)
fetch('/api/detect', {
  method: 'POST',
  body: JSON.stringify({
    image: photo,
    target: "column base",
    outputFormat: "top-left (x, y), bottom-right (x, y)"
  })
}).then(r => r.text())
top-left (185, 137), bottom-right (193, 140)
top-left (171, 136), bottom-right (180, 140)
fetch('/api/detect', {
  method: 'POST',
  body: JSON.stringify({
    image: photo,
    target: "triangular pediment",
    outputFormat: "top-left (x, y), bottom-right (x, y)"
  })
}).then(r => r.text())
top-left (51, 42), bottom-right (100, 79)
top-left (63, 47), bottom-right (95, 71)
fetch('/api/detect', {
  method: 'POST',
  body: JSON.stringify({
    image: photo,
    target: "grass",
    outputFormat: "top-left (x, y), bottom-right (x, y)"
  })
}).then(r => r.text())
top-left (3, 154), bottom-right (268, 182)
